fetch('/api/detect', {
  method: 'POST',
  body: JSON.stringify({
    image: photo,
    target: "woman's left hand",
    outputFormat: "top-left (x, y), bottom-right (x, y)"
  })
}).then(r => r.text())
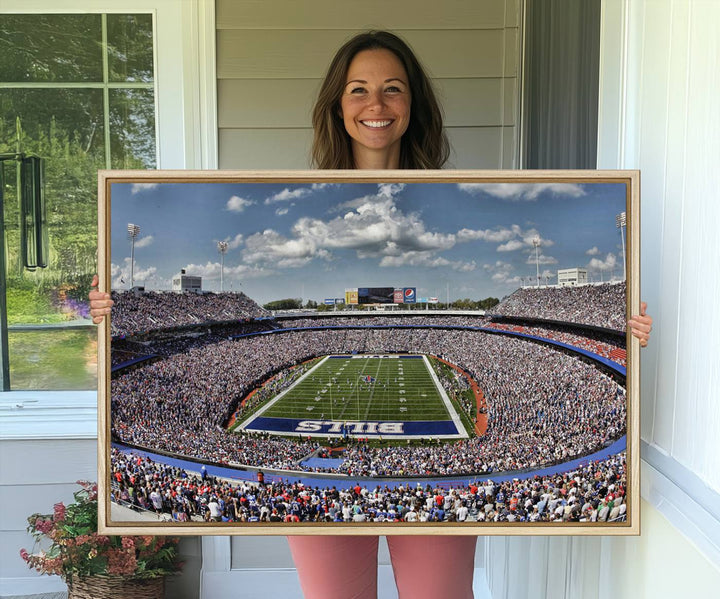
top-left (89, 274), bottom-right (114, 324)
top-left (628, 301), bottom-right (652, 348)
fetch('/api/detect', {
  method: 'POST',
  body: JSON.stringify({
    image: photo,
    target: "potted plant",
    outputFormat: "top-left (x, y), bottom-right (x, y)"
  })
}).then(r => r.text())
top-left (20, 480), bottom-right (182, 599)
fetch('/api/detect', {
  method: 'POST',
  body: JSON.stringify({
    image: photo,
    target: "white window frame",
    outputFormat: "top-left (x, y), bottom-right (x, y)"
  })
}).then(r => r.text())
top-left (0, 0), bottom-right (217, 440)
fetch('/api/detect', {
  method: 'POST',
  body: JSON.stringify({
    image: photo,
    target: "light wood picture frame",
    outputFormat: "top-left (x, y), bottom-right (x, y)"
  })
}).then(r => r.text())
top-left (98, 169), bottom-right (640, 536)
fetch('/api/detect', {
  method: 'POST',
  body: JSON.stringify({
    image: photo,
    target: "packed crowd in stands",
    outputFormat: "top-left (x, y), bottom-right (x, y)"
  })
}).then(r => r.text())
top-left (110, 290), bottom-right (269, 337)
top-left (276, 315), bottom-right (626, 366)
top-left (483, 321), bottom-right (626, 366)
top-left (110, 448), bottom-right (627, 524)
top-left (492, 282), bottom-right (626, 331)
top-left (111, 326), bottom-right (625, 476)
top-left (110, 321), bottom-right (277, 367)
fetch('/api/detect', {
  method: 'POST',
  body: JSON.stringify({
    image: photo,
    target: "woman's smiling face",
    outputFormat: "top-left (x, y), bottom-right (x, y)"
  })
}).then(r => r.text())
top-left (340, 48), bottom-right (411, 168)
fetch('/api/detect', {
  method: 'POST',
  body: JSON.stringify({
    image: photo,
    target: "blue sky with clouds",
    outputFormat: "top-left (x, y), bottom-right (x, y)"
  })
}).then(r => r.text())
top-left (109, 180), bottom-right (627, 303)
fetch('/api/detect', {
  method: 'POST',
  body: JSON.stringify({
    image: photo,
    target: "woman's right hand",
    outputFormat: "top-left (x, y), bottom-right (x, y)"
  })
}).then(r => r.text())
top-left (89, 274), bottom-right (113, 324)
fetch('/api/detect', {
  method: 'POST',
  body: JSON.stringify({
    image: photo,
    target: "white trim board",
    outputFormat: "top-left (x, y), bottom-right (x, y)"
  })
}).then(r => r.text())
top-left (641, 442), bottom-right (720, 568)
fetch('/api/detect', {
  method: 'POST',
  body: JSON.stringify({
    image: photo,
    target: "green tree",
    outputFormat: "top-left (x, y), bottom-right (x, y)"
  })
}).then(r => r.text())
top-left (1, 13), bottom-right (155, 323)
top-left (263, 298), bottom-right (303, 310)
top-left (479, 297), bottom-right (500, 310)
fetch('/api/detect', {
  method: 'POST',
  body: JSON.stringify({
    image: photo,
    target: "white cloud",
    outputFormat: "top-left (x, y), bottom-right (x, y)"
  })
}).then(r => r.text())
top-left (586, 246), bottom-right (600, 255)
top-left (483, 261), bottom-right (522, 285)
top-left (134, 235), bottom-right (154, 249)
top-left (454, 261), bottom-right (478, 272)
top-left (377, 183), bottom-right (406, 198)
top-left (497, 240), bottom-right (525, 252)
top-left (241, 184), bottom-right (470, 270)
top-left (588, 253), bottom-right (617, 271)
top-left (181, 261), bottom-right (273, 280)
top-left (379, 252), bottom-right (476, 271)
top-left (223, 233), bottom-right (244, 250)
top-left (456, 227), bottom-right (517, 243)
top-left (525, 253), bottom-right (558, 265)
top-left (519, 229), bottom-right (554, 249)
top-left (264, 187), bottom-right (312, 204)
top-left (227, 196), bottom-right (255, 212)
top-left (110, 258), bottom-right (157, 288)
top-left (459, 223), bottom-right (553, 254)
top-left (130, 183), bottom-right (159, 194)
top-left (242, 229), bottom-right (326, 269)
top-left (275, 207), bottom-right (290, 216)
top-left (457, 182), bottom-right (586, 200)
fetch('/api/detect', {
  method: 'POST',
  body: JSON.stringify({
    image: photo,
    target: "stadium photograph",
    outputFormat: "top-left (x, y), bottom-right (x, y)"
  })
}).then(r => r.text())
top-left (99, 171), bottom-right (639, 534)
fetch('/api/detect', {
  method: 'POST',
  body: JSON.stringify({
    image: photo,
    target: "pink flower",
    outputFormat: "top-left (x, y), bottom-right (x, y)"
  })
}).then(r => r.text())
top-left (107, 548), bottom-right (137, 576)
top-left (34, 518), bottom-right (54, 535)
top-left (121, 537), bottom-right (135, 549)
top-left (53, 503), bottom-right (66, 522)
top-left (19, 548), bottom-right (29, 562)
top-left (43, 556), bottom-right (64, 576)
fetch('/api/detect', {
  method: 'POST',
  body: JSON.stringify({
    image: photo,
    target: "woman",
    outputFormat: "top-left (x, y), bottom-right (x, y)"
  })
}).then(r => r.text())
top-left (90, 30), bottom-right (652, 599)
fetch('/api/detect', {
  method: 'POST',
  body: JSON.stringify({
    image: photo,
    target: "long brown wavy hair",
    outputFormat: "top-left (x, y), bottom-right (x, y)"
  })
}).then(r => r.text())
top-left (311, 31), bottom-right (449, 169)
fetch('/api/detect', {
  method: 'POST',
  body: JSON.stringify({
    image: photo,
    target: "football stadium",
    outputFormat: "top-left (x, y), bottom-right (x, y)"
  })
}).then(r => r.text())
top-left (109, 282), bottom-right (629, 524)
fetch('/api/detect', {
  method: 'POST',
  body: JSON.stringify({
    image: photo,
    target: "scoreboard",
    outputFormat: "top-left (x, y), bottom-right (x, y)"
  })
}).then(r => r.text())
top-left (358, 287), bottom-right (394, 304)
top-left (345, 287), bottom-right (416, 305)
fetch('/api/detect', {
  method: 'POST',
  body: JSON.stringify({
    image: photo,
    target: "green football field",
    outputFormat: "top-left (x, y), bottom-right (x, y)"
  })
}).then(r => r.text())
top-left (261, 355), bottom-right (451, 422)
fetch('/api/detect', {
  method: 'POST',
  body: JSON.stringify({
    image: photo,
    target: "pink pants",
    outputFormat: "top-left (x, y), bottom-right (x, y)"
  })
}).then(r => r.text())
top-left (287, 535), bottom-right (477, 599)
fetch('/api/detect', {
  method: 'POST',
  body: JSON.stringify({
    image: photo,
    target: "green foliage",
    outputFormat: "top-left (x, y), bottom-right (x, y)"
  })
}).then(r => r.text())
top-left (5, 284), bottom-right (61, 324)
top-left (8, 329), bottom-right (96, 390)
top-left (478, 297), bottom-right (500, 310)
top-left (1, 14), bottom-right (156, 328)
top-left (1, 113), bottom-right (101, 322)
top-left (262, 298), bottom-right (303, 310)
top-left (450, 297), bottom-right (500, 310)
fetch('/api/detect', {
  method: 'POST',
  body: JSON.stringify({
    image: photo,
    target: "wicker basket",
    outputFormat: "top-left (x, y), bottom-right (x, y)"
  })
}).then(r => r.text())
top-left (67, 575), bottom-right (165, 599)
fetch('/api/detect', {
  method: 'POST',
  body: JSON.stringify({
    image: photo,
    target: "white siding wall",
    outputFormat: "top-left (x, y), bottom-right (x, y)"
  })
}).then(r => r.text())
top-left (485, 1), bottom-right (720, 597)
top-left (216, 0), bottom-right (522, 169)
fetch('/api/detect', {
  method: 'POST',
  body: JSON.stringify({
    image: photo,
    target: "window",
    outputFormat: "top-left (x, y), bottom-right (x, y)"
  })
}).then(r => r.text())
top-left (0, 13), bottom-right (156, 390)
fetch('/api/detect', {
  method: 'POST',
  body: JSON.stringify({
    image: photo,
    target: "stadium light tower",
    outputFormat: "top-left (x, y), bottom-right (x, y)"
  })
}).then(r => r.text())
top-left (616, 211), bottom-right (627, 280)
top-left (127, 223), bottom-right (140, 288)
top-left (217, 241), bottom-right (229, 292)
top-left (532, 236), bottom-right (541, 287)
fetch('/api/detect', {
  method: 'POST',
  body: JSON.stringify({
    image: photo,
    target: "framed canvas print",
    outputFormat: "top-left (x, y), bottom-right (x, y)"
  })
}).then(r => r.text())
top-left (97, 170), bottom-right (640, 535)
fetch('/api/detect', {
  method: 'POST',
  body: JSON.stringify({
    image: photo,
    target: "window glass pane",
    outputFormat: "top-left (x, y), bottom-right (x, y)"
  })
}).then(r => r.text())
top-left (107, 14), bottom-right (155, 83)
top-left (0, 89), bottom-right (107, 160)
top-left (1, 13), bottom-right (156, 391)
top-left (0, 14), bottom-right (103, 82)
top-left (110, 89), bottom-right (157, 169)
top-left (2, 89), bottom-right (104, 390)
top-left (9, 329), bottom-right (97, 390)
